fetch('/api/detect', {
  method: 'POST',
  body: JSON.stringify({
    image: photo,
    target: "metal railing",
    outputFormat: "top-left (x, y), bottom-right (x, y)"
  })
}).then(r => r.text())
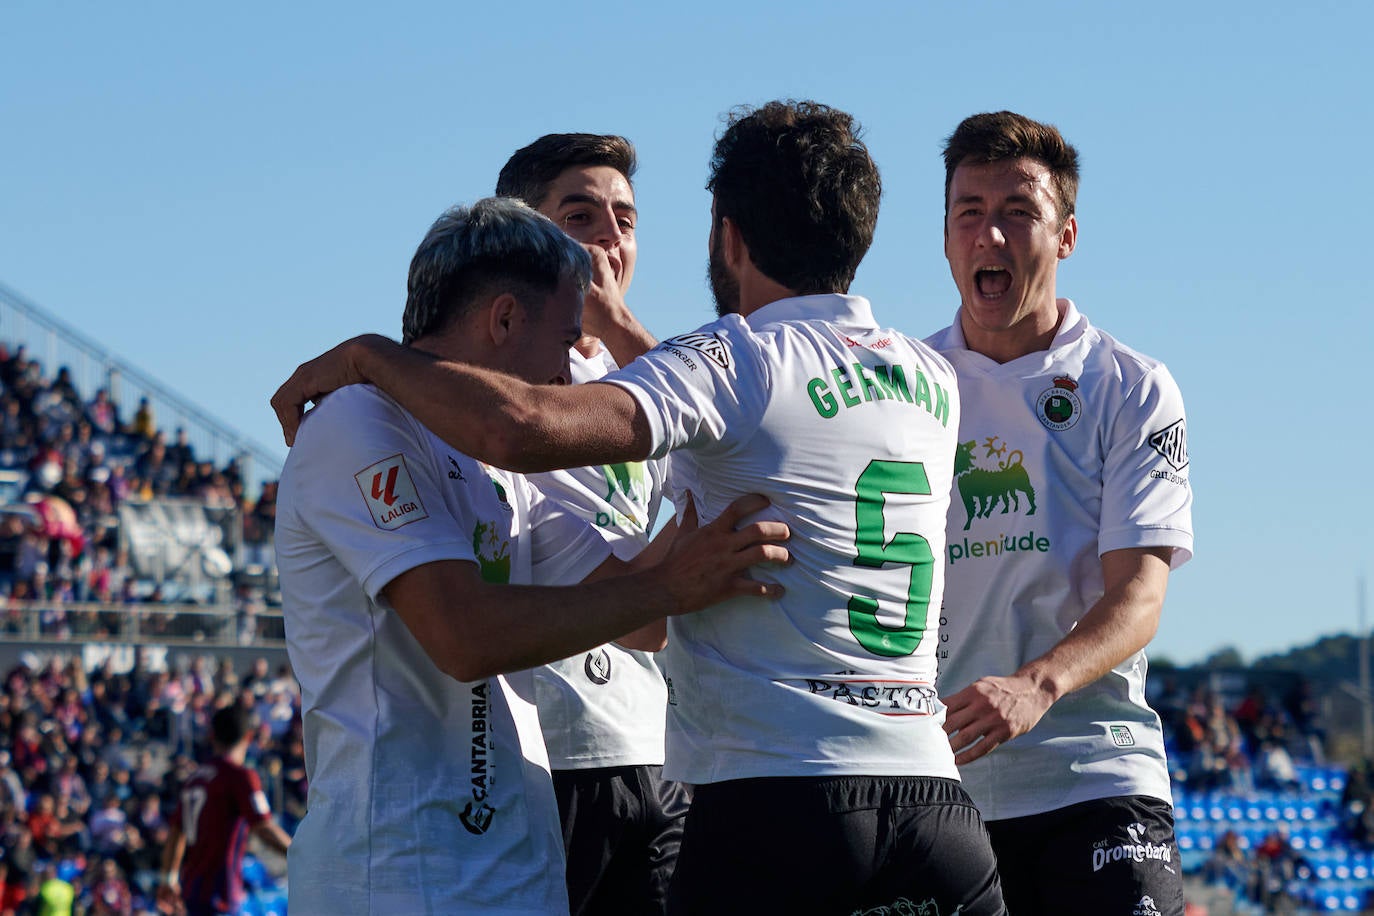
top-left (0, 599), bottom-right (286, 648)
top-left (0, 280), bottom-right (284, 489)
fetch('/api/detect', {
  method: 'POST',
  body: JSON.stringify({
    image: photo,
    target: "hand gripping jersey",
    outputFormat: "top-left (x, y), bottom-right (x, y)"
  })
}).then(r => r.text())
top-left (605, 295), bottom-right (962, 784)
top-left (927, 301), bottom-right (1194, 821)
top-left (276, 384), bottom-right (610, 915)
top-left (173, 756), bottom-right (269, 912)
top-left (528, 346), bottom-right (670, 769)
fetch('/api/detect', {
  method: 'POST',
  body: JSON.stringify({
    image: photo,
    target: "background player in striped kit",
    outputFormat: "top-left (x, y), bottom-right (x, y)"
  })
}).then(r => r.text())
top-left (496, 133), bottom-right (687, 915)
top-left (928, 110), bottom-right (1193, 916)
top-left (159, 705), bottom-right (292, 916)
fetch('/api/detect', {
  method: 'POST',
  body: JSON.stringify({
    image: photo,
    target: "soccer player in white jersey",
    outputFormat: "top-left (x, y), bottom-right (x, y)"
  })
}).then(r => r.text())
top-left (273, 101), bottom-right (1007, 915)
top-left (274, 197), bottom-right (789, 915)
top-left (927, 111), bottom-right (1194, 916)
top-left (495, 133), bottom-right (688, 915)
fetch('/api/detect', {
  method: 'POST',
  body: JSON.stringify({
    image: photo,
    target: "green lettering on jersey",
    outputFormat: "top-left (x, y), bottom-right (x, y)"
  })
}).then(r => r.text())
top-left (831, 367), bottom-right (861, 408)
top-left (874, 365), bottom-right (912, 403)
top-left (853, 363), bottom-right (883, 402)
top-left (807, 377), bottom-right (839, 418)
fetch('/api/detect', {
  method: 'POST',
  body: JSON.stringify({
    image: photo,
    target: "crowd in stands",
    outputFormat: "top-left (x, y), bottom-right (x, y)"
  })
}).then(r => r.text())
top-left (0, 652), bottom-right (302, 915)
top-left (1150, 674), bottom-right (1358, 913)
top-left (0, 340), bottom-right (280, 626)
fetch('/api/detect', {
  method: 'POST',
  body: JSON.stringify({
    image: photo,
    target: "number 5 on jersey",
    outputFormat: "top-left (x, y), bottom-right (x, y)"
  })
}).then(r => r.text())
top-left (848, 460), bottom-right (935, 657)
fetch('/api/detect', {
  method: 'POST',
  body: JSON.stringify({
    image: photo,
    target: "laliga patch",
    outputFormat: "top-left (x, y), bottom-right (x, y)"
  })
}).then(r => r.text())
top-left (1148, 419), bottom-right (1189, 471)
top-left (1036, 375), bottom-right (1081, 431)
top-left (661, 332), bottom-right (731, 370)
top-left (355, 454), bottom-right (429, 530)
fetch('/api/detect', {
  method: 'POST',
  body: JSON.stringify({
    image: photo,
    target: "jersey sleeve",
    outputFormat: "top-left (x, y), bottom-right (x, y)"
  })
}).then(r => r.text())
top-left (283, 386), bottom-right (476, 600)
top-left (233, 766), bottom-right (271, 826)
top-left (1100, 363), bottom-right (1194, 566)
top-left (600, 318), bottom-right (769, 461)
top-left (520, 476), bottom-right (613, 585)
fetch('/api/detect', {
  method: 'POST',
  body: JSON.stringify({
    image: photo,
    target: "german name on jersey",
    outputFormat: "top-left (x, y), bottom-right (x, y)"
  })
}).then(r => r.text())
top-left (605, 294), bottom-right (961, 784)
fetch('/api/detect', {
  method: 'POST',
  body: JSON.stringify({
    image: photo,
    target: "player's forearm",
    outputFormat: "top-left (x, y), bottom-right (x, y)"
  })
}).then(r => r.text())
top-left (253, 819), bottom-right (292, 855)
top-left (1010, 547), bottom-right (1171, 703)
top-left (349, 337), bottom-right (649, 473)
top-left (440, 572), bottom-right (685, 681)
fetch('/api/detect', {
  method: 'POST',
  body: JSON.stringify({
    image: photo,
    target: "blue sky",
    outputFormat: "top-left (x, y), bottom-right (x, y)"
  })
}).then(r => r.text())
top-left (1, 1), bottom-right (1370, 665)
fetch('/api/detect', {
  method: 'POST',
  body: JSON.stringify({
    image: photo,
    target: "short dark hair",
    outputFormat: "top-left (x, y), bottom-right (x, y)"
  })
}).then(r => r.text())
top-left (495, 134), bottom-right (637, 208)
top-left (211, 704), bottom-right (253, 748)
top-left (402, 197), bottom-right (592, 345)
top-left (707, 100), bottom-right (880, 295)
top-left (942, 111), bottom-right (1080, 225)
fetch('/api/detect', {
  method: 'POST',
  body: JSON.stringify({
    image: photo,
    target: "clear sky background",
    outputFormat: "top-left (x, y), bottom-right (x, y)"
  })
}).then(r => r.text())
top-left (2, 1), bottom-right (1370, 665)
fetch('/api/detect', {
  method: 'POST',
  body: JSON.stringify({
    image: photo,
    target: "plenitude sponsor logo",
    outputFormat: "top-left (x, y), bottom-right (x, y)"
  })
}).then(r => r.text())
top-left (947, 531), bottom-right (1050, 566)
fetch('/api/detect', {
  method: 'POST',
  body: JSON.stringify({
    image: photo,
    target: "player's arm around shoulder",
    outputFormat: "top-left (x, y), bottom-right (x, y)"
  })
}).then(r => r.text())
top-left (382, 494), bottom-right (789, 682)
top-left (274, 335), bottom-right (653, 473)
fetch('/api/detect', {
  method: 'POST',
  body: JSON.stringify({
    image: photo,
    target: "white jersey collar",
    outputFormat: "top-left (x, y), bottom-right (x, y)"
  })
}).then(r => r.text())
top-left (946, 298), bottom-right (1087, 360)
top-left (745, 293), bottom-right (876, 331)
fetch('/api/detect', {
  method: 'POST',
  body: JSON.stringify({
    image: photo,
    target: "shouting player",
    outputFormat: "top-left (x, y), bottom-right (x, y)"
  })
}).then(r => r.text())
top-left (928, 110), bottom-right (1194, 916)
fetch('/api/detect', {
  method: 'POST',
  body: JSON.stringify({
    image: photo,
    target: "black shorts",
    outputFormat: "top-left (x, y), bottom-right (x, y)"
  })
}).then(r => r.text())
top-left (554, 764), bottom-right (691, 916)
top-left (666, 775), bottom-right (1005, 915)
top-left (985, 795), bottom-right (1184, 916)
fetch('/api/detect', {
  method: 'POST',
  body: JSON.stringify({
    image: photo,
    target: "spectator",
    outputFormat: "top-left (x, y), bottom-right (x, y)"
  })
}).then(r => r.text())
top-left (127, 398), bottom-right (155, 442)
top-left (88, 857), bottom-right (132, 916)
top-left (1256, 738), bottom-right (1302, 792)
top-left (84, 387), bottom-right (118, 436)
top-left (87, 793), bottom-right (128, 856)
top-left (34, 862), bottom-right (76, 916)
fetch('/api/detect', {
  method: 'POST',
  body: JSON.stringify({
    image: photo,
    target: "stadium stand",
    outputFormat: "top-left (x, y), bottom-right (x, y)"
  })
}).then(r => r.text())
top-left (0, 285), bottom-right (291, 912)
top-left (1159, 674), bottom-right (1368, 914)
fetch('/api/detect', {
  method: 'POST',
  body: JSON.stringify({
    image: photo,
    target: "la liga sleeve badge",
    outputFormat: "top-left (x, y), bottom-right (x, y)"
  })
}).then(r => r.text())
top-left (355, 454), bottom-right (430, 530)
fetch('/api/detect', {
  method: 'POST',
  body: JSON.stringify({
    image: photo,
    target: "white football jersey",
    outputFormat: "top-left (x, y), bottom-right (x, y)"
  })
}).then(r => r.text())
top-left (927, 301), bottom-right (1194, 821)
top-left (277, 383), bottom-right (610, 915)
top-left (606, 295), bottom-right (962, 784)
top-left (528, 345), bottom-right (670, 769)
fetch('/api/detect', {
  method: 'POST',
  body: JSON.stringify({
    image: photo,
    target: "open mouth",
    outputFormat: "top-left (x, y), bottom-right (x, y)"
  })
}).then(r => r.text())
top-left (975, 266), bottom-right (1012, 299)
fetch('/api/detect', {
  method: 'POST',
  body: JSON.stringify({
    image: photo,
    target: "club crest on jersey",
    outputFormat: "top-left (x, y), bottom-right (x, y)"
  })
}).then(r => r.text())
top-left (661, 332), bottom-right (730, 370)
top-left (584, 648), bottom-right (612, 685)
top-left (355, 455), bottom-right (429, 530)
top-left (488, 476), bottom-right (513, 511)
top-left (1036, 376), bottom-right (1081, 431)
top-left (1148, 419), bottom-right (1189, 471)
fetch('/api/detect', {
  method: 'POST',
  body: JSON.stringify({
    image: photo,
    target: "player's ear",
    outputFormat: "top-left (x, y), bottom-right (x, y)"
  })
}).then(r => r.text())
top-left (486, 292), bottom-right (520, 347)
top-left (721, 217), bottom-right (747, 272)
top-left (1058, 214), bottom-right (1078, 260)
